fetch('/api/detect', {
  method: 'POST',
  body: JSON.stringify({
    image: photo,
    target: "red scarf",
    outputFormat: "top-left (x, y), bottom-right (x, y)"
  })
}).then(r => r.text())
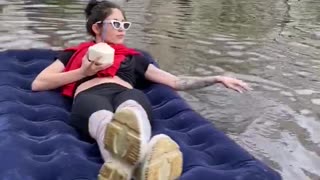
top-left (61, 41), bottom-right (139, 97)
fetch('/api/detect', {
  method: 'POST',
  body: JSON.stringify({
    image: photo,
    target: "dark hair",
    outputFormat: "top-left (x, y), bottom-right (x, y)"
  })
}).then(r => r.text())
top-left (85, 0), bottom-right (126, 36)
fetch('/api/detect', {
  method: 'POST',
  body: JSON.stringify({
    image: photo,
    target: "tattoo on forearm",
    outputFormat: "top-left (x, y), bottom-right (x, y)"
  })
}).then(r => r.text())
top-left (175, 76), bottom-right (216, 90)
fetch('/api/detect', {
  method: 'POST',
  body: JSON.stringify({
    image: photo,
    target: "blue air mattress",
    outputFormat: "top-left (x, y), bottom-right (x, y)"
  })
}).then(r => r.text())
top-left (0, 49), bottom-right (281, 180)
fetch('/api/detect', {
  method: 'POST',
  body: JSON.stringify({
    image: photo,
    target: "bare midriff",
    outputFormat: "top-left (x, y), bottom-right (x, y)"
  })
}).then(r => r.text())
top-left (74, 76), bottom-right (133, 97)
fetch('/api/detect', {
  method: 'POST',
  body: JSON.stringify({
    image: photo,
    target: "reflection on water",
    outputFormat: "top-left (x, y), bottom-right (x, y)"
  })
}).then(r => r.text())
top-left (0, 0), bottom-right (319, 179)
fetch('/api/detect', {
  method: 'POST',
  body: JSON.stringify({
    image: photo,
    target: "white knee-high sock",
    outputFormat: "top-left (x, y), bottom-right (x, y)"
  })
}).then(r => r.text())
top-left (88, 110), bottom-right (113, 161)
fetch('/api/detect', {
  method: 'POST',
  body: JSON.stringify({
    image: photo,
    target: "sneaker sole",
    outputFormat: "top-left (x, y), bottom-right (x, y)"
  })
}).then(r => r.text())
top-left (104, 109), bottom-right (142, 165)
top-left (98, 162), bottom-right (128, 180)
top-left (142, 137), bottom-right (183, 180)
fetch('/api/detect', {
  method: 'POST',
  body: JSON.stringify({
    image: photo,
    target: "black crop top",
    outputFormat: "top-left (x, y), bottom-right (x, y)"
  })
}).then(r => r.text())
top-left (56, 50), bottom-right (151, 88)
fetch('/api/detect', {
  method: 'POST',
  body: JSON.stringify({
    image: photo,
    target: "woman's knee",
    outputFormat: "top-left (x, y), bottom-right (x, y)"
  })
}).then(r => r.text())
top-left (115, 89), bottom-right (152, 118)
top-left (72, 93), bottom-right (113, 117)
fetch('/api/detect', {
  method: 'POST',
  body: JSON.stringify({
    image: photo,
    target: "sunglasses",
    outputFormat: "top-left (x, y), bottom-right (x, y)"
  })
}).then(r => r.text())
top-left (96, 20), bottom-right (131, 31)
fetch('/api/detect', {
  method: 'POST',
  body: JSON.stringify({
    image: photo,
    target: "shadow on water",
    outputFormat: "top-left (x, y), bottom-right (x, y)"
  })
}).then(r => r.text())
top-left (0, 0), bottom-right (319, 179)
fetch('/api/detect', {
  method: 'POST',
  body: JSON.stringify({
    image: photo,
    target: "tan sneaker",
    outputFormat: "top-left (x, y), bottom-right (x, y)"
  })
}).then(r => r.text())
top-left (99, 108), bottom-right (150, 179)
top-left (138, 134), bottom-right (183, 180)
top-left (104, 108), bottom-right (149, 165)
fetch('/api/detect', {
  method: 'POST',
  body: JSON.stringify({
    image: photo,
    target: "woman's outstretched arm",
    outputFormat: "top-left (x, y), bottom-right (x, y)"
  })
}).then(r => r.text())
top-left (145, 64), bottom-right (251, 93)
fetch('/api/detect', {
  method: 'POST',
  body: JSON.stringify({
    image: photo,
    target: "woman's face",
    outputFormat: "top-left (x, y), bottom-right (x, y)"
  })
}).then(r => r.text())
top-left (95, 8), bottom-right (130, 44)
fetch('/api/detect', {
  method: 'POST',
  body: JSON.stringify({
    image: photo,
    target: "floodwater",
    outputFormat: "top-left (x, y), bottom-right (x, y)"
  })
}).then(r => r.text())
top-left (0, 0), bottom-right (319, 179)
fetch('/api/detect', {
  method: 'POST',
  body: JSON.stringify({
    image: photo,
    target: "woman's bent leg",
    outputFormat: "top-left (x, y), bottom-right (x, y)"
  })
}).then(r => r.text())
top-left (71, 92), bottom-right (115, 160)
top-left (88, 110), bottom-right (113, 161)
top-left (99, 89), bottom-right (152, 180)
top-left (111, 89), bottom-right (183, 180)
top-left (72, 91), bottom-right (135, 180)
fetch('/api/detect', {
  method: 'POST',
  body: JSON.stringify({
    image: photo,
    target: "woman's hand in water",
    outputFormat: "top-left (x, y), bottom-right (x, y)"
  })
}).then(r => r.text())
top-left (215, 76), bottom-right (252, 93)
top-left (80, 53), bottom-right (107, 76)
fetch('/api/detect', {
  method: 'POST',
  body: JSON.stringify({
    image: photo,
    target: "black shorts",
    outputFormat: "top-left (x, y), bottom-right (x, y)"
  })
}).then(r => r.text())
top-left (69, 83), bottom-right (152, 142)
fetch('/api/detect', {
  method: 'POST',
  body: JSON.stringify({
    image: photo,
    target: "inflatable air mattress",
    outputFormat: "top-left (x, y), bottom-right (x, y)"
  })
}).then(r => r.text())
top-left (0, 49), bottom-right (281, 180)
